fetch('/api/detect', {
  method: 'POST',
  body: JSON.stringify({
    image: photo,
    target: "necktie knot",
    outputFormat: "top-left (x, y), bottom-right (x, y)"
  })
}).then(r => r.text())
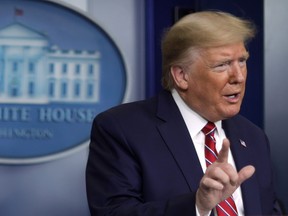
top-left (202, 122), bottom-right (216, 135)
top-left (202, 122), bottom-right (217, 167)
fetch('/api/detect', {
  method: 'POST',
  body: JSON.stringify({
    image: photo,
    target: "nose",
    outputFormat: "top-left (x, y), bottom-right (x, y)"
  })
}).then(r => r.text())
top-left (228, 62), bottom-right (246, 84)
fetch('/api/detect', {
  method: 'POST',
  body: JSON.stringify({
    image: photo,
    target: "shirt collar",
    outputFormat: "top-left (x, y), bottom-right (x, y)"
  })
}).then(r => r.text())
top-left (171, 89), bottom-right (222, 136)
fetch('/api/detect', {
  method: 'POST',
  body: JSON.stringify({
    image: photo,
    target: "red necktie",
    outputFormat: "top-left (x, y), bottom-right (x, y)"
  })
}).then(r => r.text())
top-left (202, 122), bottom-right (238, 216)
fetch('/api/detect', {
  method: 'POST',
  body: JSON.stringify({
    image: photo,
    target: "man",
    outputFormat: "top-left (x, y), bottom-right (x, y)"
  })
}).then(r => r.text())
top-left (86, 11), bottom-right (282, 215)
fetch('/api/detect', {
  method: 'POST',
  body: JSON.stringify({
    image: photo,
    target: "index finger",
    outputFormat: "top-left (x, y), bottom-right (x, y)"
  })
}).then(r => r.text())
top-left (217, 138), bottom-right (230, 163)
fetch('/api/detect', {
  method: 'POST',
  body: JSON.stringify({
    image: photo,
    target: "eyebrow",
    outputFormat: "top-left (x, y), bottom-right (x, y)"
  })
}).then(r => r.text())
top-left (215, 51), bottom-right (250, 62)
top-left (205, 52), bottom-right (250, 68)
top-left (244, 52), bottom-right (250, 59)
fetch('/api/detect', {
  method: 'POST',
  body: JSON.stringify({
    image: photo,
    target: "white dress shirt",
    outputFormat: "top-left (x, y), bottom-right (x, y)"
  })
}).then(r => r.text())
top-left (171, 89), bottom-right (244, 216)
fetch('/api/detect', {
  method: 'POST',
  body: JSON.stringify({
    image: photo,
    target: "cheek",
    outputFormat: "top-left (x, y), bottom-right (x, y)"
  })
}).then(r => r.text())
top-left (209, 79), bottom-right (228, 95)
top-left (189, 72), bottom-right (227, 98)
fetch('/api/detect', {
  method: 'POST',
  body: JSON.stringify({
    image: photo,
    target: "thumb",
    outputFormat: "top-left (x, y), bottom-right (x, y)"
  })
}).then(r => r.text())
top-left (238, 165), bottom-right (255, 185)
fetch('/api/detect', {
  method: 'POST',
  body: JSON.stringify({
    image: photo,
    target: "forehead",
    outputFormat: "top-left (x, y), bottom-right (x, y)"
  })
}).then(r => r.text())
top-left (201, 43), bottom-right (248, 59)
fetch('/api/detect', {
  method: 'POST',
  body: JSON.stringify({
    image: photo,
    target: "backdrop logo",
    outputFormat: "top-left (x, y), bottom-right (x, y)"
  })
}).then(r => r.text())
top-left (0, 0), bottom-right (126, 164)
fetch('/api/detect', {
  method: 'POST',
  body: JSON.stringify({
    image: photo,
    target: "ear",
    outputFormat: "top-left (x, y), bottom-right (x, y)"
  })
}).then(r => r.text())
top-left (170, 65), bottom-right (189, 90)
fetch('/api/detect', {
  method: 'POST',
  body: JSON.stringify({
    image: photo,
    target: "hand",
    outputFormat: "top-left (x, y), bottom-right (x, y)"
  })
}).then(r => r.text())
top-left (196, 138), bottom-right (255, 215)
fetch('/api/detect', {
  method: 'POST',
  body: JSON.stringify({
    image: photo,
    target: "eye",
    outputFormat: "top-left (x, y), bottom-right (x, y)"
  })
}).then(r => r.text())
top-left (213, 61), bottom-right (230, 72)
top-left (239, 58), bottom-right (247, 67)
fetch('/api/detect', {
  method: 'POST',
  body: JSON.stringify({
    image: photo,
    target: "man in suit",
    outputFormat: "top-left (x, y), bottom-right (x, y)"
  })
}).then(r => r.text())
top-left (86, 11), bottom-right (282, 215)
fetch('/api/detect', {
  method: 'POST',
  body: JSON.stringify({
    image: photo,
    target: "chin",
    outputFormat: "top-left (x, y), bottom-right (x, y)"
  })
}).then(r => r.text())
top-left (222, 107), bottom-right (241, 119)
top-left (225, 110), bottom-right (240, 118)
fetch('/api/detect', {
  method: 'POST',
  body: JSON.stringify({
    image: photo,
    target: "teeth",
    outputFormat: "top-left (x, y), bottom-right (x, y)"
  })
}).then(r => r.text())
top-left (228, 95), bottom-right (236, 98)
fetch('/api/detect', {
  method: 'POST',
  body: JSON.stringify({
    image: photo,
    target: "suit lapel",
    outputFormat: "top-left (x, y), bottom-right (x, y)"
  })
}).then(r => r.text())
top-left (156, 91), bottom-right (203, 192)
top-left (223, 119), bottom-right (262, 215)
top-left (155, 91), bottom-right (264, 214)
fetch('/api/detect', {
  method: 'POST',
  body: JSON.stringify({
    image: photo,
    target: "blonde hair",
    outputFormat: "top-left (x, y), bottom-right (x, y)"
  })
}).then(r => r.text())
top-left (161, 11), bottom-right (256, 90)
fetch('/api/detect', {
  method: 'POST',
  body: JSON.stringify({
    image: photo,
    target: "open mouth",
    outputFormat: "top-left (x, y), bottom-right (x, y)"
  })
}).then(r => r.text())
top-left (227, 94), bottom-right (238, 99)
top-left (224, 93), bottom-right (240, 101)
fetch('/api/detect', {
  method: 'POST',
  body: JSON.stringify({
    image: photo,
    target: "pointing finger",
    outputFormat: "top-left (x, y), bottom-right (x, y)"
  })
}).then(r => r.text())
top-left (217, 138), bottom-right (230, 163)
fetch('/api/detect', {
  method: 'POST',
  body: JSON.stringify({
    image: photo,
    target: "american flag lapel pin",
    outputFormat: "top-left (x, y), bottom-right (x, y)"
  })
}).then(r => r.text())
top-left (239, 139), bottom-right (247, 147)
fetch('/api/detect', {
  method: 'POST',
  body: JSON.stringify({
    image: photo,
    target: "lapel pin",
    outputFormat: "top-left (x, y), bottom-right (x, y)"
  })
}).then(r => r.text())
top-left (239, 139), bottom-right (247, 147)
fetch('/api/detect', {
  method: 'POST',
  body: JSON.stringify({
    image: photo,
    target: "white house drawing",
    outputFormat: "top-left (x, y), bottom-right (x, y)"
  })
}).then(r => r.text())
top-left (0, 22), bottom-right (100, 104)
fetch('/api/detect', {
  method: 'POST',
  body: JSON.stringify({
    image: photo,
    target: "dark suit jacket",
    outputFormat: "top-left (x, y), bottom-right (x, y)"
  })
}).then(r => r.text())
top-left (86, 90), bottom-right (282, 215)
